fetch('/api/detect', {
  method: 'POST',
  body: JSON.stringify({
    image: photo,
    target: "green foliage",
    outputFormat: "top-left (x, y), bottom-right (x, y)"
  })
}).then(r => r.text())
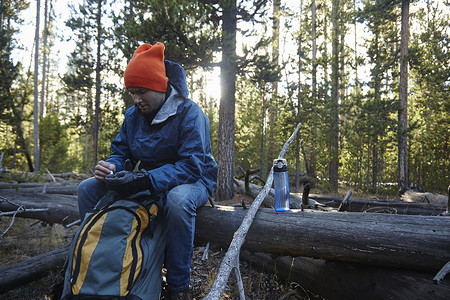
top-left (2, 0), bottom-right (448, 195)
top-left (0, 0), bottom-right (29, 122)
top-left (97, 99), bottom-right (122, 161)
top-left (235, 78), bottom-right (265, 172)
top-left (114, 0), bottom-right (221, 68)
top-left (0, 28), bottom-right (18, 120)
top-left (338, 0), bottom-right (401, 191)
top-left (38, 112), bottom-right (71, 172)
top-left (408, 2), bottom-right (449, 193)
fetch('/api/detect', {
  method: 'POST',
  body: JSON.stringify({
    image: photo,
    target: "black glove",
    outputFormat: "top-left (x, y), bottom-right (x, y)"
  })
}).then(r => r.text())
top-left (105, 170), bottom-right (150, 197)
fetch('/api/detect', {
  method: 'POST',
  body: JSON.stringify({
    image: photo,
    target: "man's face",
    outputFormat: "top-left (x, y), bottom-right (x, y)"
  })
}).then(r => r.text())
top-left (128, 87), bottom-right (165, 114)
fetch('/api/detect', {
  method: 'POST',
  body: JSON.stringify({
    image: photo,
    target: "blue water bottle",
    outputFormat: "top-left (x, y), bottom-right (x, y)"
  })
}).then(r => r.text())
top-left (273, 158), bottom-right (290, 211)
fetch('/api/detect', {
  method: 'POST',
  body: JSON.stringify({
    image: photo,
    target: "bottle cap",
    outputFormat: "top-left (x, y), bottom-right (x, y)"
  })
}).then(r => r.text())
top-left (273, 158), bottom-right (288, 172)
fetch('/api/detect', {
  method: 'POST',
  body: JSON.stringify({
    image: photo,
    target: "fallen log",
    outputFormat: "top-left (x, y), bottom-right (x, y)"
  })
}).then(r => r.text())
top-left (0, 179), bottom-right (82, 189)
top-left (3, 192), bottom-right (450, 273)
top-left (2, 199), bottom-right (449, 294)
top-left (195, 205), bottom-right (450, 272)
top-left (309, 193), bottom-right (446, 215)
top-left (235, 182), bottom-right (447, 215)
top-left (240, 251), bottom-right (450, 300)
top-left (0, 182), bottom-right (44, 189)
top-left (402, 189), bottom-right (448, 205)
top-left (0, 244), bottom-right (70, 293)
top-left (0, 184), bottom-right (79, 195)
top-left (4, 193), bottom-right (450, 271)
top-left (0, 191), bottom-right (79, 225)
top-left (0, 186), bottom-right (78, 195)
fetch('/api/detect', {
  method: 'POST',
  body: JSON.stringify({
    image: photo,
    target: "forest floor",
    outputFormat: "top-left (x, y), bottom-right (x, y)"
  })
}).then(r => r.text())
top-left (0, 192), bottom-right (325, 300)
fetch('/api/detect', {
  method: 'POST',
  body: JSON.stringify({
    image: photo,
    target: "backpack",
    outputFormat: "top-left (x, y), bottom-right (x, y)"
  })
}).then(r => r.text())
top-left (61, 190), bottom-right (166, 300)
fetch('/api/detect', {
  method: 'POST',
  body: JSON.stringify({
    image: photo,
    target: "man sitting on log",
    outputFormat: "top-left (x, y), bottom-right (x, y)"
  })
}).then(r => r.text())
top-left (77, 42), bottom-right (218, 300)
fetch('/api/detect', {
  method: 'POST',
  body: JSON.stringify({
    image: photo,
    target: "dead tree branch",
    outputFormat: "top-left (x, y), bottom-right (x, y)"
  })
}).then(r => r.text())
top-left (434, 261), bottom-right (450, 285)
top-left (337, 189), bottom-right (353, 212)
top-left (203, 123), bottom-right (301, 300)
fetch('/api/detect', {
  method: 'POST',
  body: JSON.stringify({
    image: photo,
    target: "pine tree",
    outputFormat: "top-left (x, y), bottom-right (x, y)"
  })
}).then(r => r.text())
top-left (329, 0), bottom-right (340, 191)
top-left (358, 0), bottom-right (400, 191)
top-left (408, 0), bottom-right (449, 192)
top-left (113, 0), bottom-right (221, 68)
top-left (216, 0), bottom-right (237, 201)
top-left (398, 0), bottom-right (409, 193)
top-left (63, 0), bottom-right (107, 172)
top-left (0, 0), bottom-right (33, 171)
top-left (33, 0), bottom-right (41, 173)
top-left (268, 0), bottom-right (280, 165)
top-left (92, 0), bottom-right (102, 170)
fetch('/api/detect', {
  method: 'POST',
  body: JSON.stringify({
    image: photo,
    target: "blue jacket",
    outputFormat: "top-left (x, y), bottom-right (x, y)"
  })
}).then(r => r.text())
top-left (106, 60), bottom-right (218, 196)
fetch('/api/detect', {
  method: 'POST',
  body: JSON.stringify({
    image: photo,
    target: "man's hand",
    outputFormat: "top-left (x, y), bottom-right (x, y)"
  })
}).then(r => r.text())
top-left (104, 170), bottom-right (150, 197)
top-left (94, 160), bottom-right (116, 181)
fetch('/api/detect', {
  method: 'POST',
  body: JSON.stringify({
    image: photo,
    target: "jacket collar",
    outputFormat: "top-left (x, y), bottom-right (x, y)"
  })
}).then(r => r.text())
top-left (152, 84), bottom-right (184, 125)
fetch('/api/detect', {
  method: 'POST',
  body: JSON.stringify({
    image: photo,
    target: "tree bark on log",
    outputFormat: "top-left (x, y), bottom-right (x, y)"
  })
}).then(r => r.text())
top-left (2, 197), bottom-right (449, 294)
top-left (0, 183), bottom-right (79, 195)
top-left (0, 186), bottom-right (78, 195)
top-left (240, 251), bottom-right (450, 300)
top-left (3, 191), bottom-right (449, 272)
top-left (0, 191), bottom-right (79, 224)
top-left (195, 205), bottom-right (450, 272)
top-left (0, 244), bottom-right (70, 293)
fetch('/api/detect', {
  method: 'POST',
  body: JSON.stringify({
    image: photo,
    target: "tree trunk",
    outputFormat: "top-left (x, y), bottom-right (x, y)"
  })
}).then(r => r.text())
top-left (330, 0), bottom-right (339, 192)
top-left (353, 0), bottom-right (359, 95)
top-left (268, 0), bottom-right (280, 163)
top-left (15, 115), bottom-right (34, 172)
top-left (216, 0), bottom-right (237, 201)
top-left (195, 205), bottom-right (450, 272)
top-left (33, 0), bottom-right (41, 173)
top-left (260, 87), bottom-right (267, 178)
top-left (86, 88), bottom-right (93, 165)
top-left (92, 0), bottom-right (102, 170)
top-left (310, 1), bottom-right (317, 179)
top-left (39, 0), bottom-right (48, 118)
top-left (398, 0), bottom-right (410, 193)
top-left (371, 31), bottom-right (381, 191)
top-left (295, 0), bottom-right (305, 193)
top-left (0, 0), bottom-right (4, 29)
top-left (240, 251), bottom-right (450, 300)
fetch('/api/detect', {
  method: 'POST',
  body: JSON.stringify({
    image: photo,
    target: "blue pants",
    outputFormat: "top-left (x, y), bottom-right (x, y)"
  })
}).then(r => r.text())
top-left (77, 177), bottom-right (209, 292)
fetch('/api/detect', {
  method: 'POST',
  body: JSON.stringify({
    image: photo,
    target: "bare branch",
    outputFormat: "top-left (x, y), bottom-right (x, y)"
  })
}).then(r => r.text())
top-left (0, 205), bottom-right (24, 238)
top-left (434, 261), bottom-right (450, 284)
top-left (203, 123), bottom-right (301, 299)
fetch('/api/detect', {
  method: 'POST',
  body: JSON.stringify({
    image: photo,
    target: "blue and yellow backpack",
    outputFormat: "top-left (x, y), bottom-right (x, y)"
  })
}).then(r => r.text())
top-left (61, 190), bottom-right (166, 300)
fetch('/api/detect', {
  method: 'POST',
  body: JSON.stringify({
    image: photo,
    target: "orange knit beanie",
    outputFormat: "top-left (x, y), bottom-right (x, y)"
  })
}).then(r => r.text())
top-left (124, 42), bottom-right (168, 92)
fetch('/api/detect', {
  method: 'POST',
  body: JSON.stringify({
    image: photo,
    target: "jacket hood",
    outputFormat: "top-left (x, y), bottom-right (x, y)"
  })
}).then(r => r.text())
top-left (164, 60), bottom-right (189, 99)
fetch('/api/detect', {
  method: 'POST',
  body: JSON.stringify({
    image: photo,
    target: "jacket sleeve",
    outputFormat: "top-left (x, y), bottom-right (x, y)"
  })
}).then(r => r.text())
top-left (146, 103), bottom-right (216, 194)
